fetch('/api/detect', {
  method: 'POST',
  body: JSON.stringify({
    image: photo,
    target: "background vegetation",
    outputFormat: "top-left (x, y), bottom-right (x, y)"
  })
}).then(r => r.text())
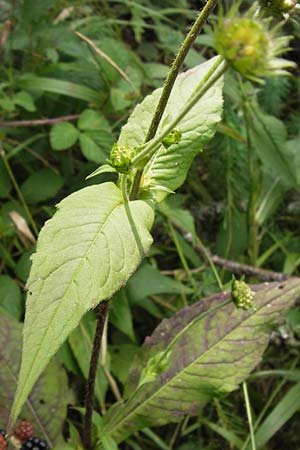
top-left (0, 1), bottom-right (300, 449)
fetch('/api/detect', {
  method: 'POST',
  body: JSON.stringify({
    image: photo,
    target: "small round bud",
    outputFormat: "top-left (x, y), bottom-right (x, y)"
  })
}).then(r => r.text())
top-left (108, 144), bottom-right (135, 174)
top-left (162, 129), bottom-right (182, 148)
top-left (231, 278), bottom-right (255, 311)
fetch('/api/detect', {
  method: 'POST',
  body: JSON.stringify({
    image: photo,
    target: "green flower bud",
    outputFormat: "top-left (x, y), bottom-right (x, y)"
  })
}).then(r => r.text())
top-left (108, 143), bottom-right (135, 174)
top-left (214, 8), bottom-right (295, 83)
top-left (162, 128), bottom-right (182, 148)
top-left (231, 278), bottom-right (255, 311)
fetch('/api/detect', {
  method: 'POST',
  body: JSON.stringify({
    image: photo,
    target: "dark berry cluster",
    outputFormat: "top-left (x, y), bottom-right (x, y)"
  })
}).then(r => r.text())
top-left (21, 437), bottom-right (48, 450)
top-left (0, 422), bottom-right (49, 450)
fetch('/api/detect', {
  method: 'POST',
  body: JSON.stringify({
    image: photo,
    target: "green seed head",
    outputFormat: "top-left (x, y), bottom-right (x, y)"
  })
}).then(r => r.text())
top-left (108, 144), bottom-right (136, 174)
top-left (214, 9), bottom-right (295, 83)
top-left (231, 278), bottom-right (255, 311)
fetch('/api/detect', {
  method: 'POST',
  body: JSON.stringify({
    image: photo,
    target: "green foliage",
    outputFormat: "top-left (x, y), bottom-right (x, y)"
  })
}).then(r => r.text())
top-left (1, 0), bottom-right (300, 448)
top-left (101, 280), bottom-right (300, 443)
top-left (118, 57), bottom-right (224, 201)
top-left (11, 183), bottom-right (154, 423)
top-left (0, 314), bottom-right (71, 445)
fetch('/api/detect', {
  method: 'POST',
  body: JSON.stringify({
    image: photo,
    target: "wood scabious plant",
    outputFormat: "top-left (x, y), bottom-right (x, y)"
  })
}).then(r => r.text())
top-left (7, 1), bottom-right (299, 449)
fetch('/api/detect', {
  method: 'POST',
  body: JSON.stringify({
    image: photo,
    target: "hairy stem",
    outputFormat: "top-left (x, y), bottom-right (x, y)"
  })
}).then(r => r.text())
top-left (83, 300), bottom-right (110, 450)
top-left (130, 0), bottom-right (218, 200)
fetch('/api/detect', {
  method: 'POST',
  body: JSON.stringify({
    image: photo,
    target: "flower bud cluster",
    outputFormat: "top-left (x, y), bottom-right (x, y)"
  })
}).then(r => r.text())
top-left (108, 143), bottom-right (136, 174)
top-left (231, 278), bottom-right (255, 311)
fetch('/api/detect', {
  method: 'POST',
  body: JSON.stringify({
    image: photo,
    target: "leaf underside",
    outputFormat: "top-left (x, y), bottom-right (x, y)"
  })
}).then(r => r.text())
top-left (118, 57), bottom-right (224, 201)
top-left (11, 182), bottom-right (154, 424)
top-left (0, 314), bottom-right (71, 446)
top-left (102, 279), bottom-right (300, 443)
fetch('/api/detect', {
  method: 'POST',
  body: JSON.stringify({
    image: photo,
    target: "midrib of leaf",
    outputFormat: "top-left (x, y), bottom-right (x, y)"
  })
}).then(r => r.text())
top-left (106, 283), bottom-right (296, 437)
top-left (15, 197), bottom-right (124, 417)
top-left (1, 346), bottom-right (52, 446)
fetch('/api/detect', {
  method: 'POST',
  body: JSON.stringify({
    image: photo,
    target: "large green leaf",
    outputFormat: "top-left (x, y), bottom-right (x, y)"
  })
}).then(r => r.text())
top-left (11, 182), bottom-right (154, 424)
top-left (21, 169), bottom-right (64, 204)
top-left (248, 105), bottom-right (297, 188)
top-left (17, 76), bottom-right (101, 103)
top-left (0, 314), bottom-right (71, 446)
top-left (102, 279), bottom-right (300, 443)
top-left (118, 57), bottom-right (224, 201)
top-left (0, 275), bottom-right (23, 320)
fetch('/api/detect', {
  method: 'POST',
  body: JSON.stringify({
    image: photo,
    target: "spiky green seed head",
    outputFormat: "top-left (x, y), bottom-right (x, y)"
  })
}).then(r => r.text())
top-left (162, 128), bottom-right (182, 148)
top-left (214, 10), bottom-right (295, 83)
top-left (108, 144), bottom-right (135, 174)
top-left (231, 278), bottom-right (255, 311)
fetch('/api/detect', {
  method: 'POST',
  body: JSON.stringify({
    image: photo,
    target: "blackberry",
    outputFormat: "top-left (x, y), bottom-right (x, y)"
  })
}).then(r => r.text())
top-left (21, 437), bottom-right (49, 450)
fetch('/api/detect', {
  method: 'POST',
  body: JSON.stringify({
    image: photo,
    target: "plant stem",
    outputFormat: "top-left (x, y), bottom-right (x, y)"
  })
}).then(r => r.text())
top-left (0, 144), bottom-right (39, 236)
top-left (83, 300), bottom-right (110, 450)
top-left (130, 0), bottom-right (218, 200)
top-left (0, 114), bottom-right (80, 127)
top-left (132, 57), bottom-right (226, 167)
top-left (243, 381), bottom-right (257, 450)
top-left (120, 174), bottom-right (129, 202)
top-left (168, 221), bottom-right (197, 292)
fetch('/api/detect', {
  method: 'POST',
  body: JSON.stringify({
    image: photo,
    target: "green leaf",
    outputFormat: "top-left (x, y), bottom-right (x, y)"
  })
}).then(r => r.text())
top-left (250, 384), bottom-right (300, 449)
top-left (69, 312), bottom-right (109, 406)
top-left (79, 133), bottom-right (106, 163)
top-left (0, 275), bottom-right (23, 320)
top-left (100, 436), bottom-right (120, 450)
top-left (21, 169), bottom-right (64, 204)
top-left (110, 344), bottom-right (138, 385)
top-left (78, 109), bottom-right (107, 131)
top-left (86, 165), bottom-right (117, 180)
top-left (109, 289), bottom-right (135, 341)
top-left (102, 279), bottom-right (300, 443)
top-left (11, 182), bottom-right (154, 424)
top-left (16, 249), bottom-right (34, 283)
top-left (18, 76), bottom-right (101, 103)
top-left (248, 105), bottom-right (297, 188)
top-left (50, 123), bottom-right (79, 151)
top-left (78, 110), bottom-right (114, 162)
top-left (126, 262), bottom-right (191, 304)
top-left (118, 57), bottom-right (224, 201)
top-left (13, 91), bottom-right (36, 112)
top-left (0, 159), bottom-right (12, 198)
top-left (0, 314), bottom-right (71, 445)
